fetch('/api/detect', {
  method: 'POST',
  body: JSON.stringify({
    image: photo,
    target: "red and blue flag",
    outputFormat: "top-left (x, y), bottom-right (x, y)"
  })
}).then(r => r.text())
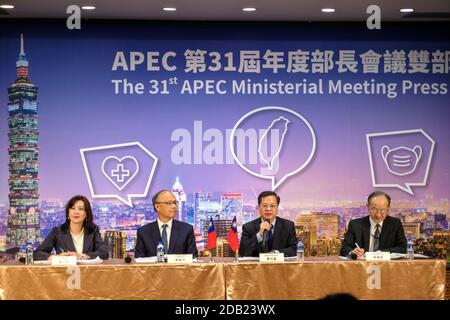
top-left (207, 217), bottom-right (217, 250)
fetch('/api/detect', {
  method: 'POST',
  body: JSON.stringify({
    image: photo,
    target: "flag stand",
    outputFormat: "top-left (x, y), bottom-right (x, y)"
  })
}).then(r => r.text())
top-left (233, 250), bottom-right (238, 263)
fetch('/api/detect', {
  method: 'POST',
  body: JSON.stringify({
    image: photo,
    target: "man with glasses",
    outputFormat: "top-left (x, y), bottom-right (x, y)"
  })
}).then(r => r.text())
top-left (239, 191), bottom-right (297, 257)
top-left (340, 191), bottom-right (407, 257)
top-left (135, 190), bottom-right (197, 258)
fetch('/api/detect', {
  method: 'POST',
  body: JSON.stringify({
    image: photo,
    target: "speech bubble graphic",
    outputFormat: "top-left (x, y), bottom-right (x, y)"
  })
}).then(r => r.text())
top-left (381, 145), bottom-right (422, 176)
top-left (366, 129), bottom-right (435, 195)
top-left (229, 106), bottom-right (316, 191)
top-left (80, 142), bottom-right (158, 206)
top-left (101, 156), bottom-right (139, 191)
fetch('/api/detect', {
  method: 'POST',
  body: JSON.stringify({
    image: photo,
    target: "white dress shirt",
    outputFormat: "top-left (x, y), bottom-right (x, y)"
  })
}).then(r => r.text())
top-left (71, 228), bottom-right (85, 255)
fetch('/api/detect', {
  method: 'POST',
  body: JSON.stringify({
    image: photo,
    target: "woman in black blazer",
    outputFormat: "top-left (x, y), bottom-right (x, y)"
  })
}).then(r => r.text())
top-left (34, 195), bottom-right (108, 260)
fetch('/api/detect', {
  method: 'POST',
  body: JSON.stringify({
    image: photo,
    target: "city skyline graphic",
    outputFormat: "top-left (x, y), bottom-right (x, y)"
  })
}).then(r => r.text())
top-left (0, 23), bottom-right (449, 255)
top-left (5, 34), bottom-right (41, 248)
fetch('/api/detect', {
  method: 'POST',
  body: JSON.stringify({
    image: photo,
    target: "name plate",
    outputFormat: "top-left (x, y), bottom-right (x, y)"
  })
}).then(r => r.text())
top-left (166, 254), bottom-right (193, 264)
top-left (51, 256), bottom-right (77, 266)
top-left (259, 253), bottom-right (284, 263)
top-left (365, 251), bottom-right (391, 261)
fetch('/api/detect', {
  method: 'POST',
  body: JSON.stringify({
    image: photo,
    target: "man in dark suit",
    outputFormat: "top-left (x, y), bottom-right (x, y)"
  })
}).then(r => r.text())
top-left (239, 191), bottom-right (297, 257)
top-left (135, 190), bottom-right (197, 258)
top-left (340, 191), bottom-right (407, 257)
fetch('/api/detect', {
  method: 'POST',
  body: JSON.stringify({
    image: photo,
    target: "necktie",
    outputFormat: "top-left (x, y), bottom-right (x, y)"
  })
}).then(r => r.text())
top-left (162, 224), bottom-right (168, 253)
top-left (267, 225), bottom-right (274, 252)
top-left (373, 224), bottom-right (380, 251)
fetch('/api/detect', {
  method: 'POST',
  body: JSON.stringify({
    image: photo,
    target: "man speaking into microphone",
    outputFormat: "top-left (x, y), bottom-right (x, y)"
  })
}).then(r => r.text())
top-left (239, 191), bottom-right (297, 257)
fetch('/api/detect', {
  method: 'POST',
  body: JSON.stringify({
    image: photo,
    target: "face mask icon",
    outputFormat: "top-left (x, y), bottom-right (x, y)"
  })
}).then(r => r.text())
top-left (381, 145), bottom-right (422, 176)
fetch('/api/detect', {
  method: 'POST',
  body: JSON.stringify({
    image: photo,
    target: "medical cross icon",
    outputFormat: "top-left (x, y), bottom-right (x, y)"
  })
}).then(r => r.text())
top-left (111, 164), bottom-right (130, 183)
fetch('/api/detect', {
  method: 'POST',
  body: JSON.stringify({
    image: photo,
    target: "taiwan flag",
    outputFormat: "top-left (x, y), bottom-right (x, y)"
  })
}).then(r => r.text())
top-left (227, 216), bottom-right (239, 252)
top-left (207, 217), bottom-right (217, 250)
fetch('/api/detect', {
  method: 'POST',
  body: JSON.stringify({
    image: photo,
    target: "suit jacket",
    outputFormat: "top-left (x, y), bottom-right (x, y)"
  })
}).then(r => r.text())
top-left (135, 219), bottom-right (197, 258)
top-left (239, 217), bottom-right (297, 257)
top-left (340, 215), bottom-right (407, 256)
top-left (34, 225), bottom-right (109, 260)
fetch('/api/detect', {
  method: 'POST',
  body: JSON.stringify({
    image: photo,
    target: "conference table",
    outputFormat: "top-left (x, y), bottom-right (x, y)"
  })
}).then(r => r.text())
top-left (0, 257), bottom-right (445, 300)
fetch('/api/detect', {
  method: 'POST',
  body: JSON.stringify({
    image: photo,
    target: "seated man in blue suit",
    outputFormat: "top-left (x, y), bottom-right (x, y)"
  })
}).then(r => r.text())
top-left (135, 190), bottom-right (197, 258)
top-left (239, 191), bottom-right (297, 257)
top-left (340, 191), bottom-right (407, 257)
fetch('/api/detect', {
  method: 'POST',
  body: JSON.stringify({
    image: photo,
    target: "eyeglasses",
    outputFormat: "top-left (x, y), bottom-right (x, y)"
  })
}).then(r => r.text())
top-left (260, 204), bottom-right (277, 210)
top-left (156, 201), bottom-right (178, 206)
top-left (368, 207), bottom-right (388, 215)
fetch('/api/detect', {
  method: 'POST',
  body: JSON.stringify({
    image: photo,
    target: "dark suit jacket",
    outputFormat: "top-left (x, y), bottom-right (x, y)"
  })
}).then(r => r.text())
top-left (239, 217), bottom-right (297, 257)
top-left (340, 215), bottom-right (407, 256)
top-left (34, 225), bottom-right (109, 260)
top-left (135, 219), bottom-right (197, 258)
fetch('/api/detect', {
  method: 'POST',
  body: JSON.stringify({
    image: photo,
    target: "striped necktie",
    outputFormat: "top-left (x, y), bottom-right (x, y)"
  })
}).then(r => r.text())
top-left (162, 224), bottom-right (169, 253)
top-left (373, 224), bottom-right (380, 251)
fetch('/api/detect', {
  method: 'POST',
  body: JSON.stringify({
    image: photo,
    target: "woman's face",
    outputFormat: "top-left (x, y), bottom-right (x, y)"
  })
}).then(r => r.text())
top-left (68, 200), bottom-right (87, 225)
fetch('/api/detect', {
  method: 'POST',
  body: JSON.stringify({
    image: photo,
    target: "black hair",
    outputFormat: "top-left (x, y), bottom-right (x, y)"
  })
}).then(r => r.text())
top-left (61, 195), bottom-right (96, 234)
top-left (257, 191), bottom-right (280, 206)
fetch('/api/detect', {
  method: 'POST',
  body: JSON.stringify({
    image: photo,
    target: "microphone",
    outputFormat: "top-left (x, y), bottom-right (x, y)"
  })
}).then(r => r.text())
top-left (262, 229), bottom-right (269, 247)
top-left (124, 256), bottom-right (132, 263)
top-left (261, 220), bottom-right (271, 251)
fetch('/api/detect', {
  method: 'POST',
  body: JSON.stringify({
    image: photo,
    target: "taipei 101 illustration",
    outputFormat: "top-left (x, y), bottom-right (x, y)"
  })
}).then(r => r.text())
top-left (6, 34), bottom-right (41, 249)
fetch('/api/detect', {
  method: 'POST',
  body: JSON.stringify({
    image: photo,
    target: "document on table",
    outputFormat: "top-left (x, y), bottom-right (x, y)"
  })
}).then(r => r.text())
top-left (135, 256), bottom-right (198, 263)
top-left (77, 256), bottom-right (103, 264)
top-left (237, 257), bottom-right (260, 262)
top-left (285, 256), bottom-right (299, 261)
top-left (135, 256), bottom-right (158, 263)
top-left (33, 259), bottom-right (51, 265)
top-left (33, 256), bottom-right (104, 265)
top-left (390, 253), bottom-right (430, 259)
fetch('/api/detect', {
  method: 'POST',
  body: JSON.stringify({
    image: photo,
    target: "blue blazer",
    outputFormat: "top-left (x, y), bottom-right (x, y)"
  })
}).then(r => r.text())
top-left (34, 225), bottom-right (109, 260)
top-left (135, 219), bottom-right (197, 258)
top-left (239, 217), bottom-right (297, 257)
top-left (340, 215), bottom-right (407, 256)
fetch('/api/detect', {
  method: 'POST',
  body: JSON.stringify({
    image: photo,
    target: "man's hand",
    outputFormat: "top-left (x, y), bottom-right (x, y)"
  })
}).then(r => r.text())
top-left (353, 247), bottom-right (365, 257)
top-left (58, 251), bottom-right (77, 257)
top-left (259, 221), bottom-right (271, 237)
